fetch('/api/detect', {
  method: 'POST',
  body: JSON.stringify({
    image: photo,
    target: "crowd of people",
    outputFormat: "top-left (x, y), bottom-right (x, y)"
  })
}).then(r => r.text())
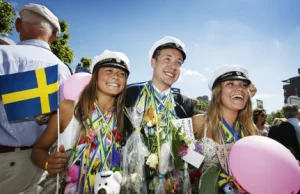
top-left (0, 3), bottom-right (299, 194)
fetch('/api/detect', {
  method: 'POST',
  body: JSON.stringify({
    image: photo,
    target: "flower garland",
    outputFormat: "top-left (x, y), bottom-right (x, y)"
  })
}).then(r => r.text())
top-left (61, 102), bottom-right (122, 193)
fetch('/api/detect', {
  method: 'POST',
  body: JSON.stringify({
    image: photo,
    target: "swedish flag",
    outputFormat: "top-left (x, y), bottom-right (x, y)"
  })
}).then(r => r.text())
top-left (0, 65), bottom-right (58, 122)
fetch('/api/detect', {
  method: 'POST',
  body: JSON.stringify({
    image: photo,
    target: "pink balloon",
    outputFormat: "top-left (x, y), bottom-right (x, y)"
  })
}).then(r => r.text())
top-left (229, 136), bottom-right (300, 194)
top-left (63, 72), bottom-right (91, 100)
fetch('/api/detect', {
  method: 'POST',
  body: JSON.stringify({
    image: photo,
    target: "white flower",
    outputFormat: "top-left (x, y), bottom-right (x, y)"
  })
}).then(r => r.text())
top-left (179, 130), bottom-right (187, 138)
top-left (146, 153), bottom-right (159, 169)
top-left (147, 121), bottom-right (153, 127)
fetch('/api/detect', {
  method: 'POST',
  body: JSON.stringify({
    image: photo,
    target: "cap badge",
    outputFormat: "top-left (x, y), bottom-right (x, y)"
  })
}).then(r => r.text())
top-left (116, 58), bottom-right (121, 63)
top-left (236, 71), bottom-right (241, 76)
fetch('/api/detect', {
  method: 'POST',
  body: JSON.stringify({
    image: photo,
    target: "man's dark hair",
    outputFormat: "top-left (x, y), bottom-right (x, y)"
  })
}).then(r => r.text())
top-left (282, 104), bottom-right (299, 119)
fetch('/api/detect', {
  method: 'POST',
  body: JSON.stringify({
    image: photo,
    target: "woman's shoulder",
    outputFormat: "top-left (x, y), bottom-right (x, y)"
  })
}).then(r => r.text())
top-left (59, 100), bottom-right (75, 110)
top-left (192, 114), bottom-right (206, 139)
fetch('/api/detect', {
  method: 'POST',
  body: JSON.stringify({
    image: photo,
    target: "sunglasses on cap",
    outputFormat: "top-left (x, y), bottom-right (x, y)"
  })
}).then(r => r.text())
top-left (260, 114), bottom-right (267, 118)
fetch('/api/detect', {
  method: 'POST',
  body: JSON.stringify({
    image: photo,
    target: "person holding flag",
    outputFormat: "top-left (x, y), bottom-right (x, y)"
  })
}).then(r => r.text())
top-left (193, 65), bottom-right (258, 194)
top-left (31, 50), bottom-right (130, 193)
top-left (0, 3), bottom-right (70, 194)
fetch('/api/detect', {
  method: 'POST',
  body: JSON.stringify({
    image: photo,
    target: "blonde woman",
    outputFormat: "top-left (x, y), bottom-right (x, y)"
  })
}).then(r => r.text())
top-left (193, 65), bottom-right (258, 194)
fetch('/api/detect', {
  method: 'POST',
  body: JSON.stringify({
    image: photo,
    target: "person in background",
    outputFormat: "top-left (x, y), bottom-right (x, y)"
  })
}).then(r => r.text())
top-left (193, 65), bottom-right (258, 194)
top-left (0, 3), bottom-right (70, 193)
top-left (253, 108), bottom-right (269, 136)
top-left (283, 104), bottom-right (300, 146)
top-left (269, 104), bottom-right (300, 160)
top-left (270, 106), bottom-right (300, 194)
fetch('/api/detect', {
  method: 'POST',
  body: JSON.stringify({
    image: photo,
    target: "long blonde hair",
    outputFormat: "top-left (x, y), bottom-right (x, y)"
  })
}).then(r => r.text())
top-left (204, 84), bottom-right (258, 142)
top-left (74, 69), bottom-right (127, 135)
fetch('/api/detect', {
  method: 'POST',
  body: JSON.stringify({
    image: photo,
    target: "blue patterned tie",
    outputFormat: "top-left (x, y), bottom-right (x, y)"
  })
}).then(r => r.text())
top-left (160, 92), bottom-right (166, 100)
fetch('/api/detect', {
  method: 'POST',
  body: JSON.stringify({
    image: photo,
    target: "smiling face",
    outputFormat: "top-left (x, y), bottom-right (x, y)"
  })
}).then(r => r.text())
top-left (220, 80), bottom-right (250, 113)
top-left (96, 67), bottom-right (126, 97)
top-left (151, 48), bottom-right (183, 91)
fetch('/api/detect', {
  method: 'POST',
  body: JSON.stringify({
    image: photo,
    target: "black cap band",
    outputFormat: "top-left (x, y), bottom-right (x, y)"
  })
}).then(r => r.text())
top-left (92, 58), bottom-right (129, 75)
top-left (152, 43), bottom-right (186, 61)
top-left (212, 71), bottom-right (251, 89)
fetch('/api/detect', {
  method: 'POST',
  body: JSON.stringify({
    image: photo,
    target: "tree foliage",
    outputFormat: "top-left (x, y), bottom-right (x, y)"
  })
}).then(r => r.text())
top-left (78, 57), bottom-right (92, 69)
top-left (198, 101), bottom-right (209, 112)
top-left (50, 20), bottom-right (75, 64)
top-left (0, 0), bottom-right (16, 36)
top-left (193, 100), bottom-right (209, 113)
top-left (266, 110), bottom-right (284, 125)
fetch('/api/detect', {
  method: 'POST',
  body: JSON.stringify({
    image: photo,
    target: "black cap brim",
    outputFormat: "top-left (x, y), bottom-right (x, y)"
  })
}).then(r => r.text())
top-left (92, 58), bottom-right (130, 76)
top-left (152, 43), bottom-right (186, 61)
top-left (95, 63), bottom-right (129, 75)
top-left (212, 72), bottom-right (251, 90)
top-left (222, 76), bottom-right (251, 84)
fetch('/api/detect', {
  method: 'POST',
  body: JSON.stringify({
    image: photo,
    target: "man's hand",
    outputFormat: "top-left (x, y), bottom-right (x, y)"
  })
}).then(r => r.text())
top-left (46, 145), bottom-right (67, 175)
top-left (249, 84), bottom-right (257, 98)
top-left (35, 114), bottom-right (50, 125)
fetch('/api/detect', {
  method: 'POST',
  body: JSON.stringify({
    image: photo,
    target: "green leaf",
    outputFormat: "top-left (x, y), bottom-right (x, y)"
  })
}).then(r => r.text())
top-left (170, 123), bottom-right (186, 169)
top-left (199, 165), bottom-right (222, 194)
top-left (158, 121), bottom-right (167, 126)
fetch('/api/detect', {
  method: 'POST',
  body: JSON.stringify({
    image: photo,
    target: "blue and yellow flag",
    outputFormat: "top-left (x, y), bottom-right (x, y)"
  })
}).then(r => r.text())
top-left (0, 65), bottom-right (59, 122)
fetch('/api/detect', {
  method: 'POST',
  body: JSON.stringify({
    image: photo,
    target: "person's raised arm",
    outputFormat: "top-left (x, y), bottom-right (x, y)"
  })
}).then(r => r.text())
top-left (31, 100), bottom-right (74, 175)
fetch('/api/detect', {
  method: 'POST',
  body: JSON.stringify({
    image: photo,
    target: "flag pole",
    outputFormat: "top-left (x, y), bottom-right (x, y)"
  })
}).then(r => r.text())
top-left (56, 107), bottom-right (60, 194)
top-left (56, 67), bottom-right (60, 194)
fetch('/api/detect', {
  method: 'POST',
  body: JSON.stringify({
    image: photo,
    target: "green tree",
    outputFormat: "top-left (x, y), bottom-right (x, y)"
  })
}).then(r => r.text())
top-left (266, 110), bottom-right (284, 125)
top-left (78, 57), bottom-right (92, 69)
top-left (0, 0), bottom-right (16, 36)
top-left (50, 20), bottom-right (75, 64)
top-left (194, 100), bottom-right (209, 113)
top-left (198, 101), bottom-right (209, 112)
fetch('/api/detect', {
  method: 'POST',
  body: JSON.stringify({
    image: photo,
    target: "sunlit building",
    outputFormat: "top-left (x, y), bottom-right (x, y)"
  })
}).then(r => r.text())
top-left (282, 68), bottom-right (300, 104)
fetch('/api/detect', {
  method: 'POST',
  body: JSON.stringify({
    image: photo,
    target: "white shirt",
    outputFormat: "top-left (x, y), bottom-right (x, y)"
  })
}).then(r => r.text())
top-left (152, 84), bottom-right (170, 97)
top-left (0, 39), bottom-right (71, 146)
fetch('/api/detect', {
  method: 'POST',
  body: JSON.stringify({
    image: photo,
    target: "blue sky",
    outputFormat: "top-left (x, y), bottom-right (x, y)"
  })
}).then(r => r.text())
top-left (6, 0), bottom-right (300, 113)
